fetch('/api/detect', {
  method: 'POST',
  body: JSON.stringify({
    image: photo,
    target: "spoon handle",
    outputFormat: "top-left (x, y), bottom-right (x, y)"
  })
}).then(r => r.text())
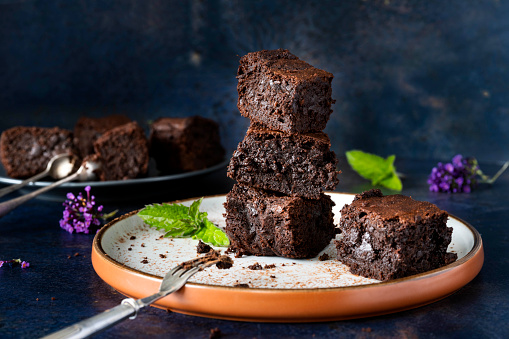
top-left (0, 170), bottom-right (80, 218)
top-left (0, 170), bottom-right (50, 199)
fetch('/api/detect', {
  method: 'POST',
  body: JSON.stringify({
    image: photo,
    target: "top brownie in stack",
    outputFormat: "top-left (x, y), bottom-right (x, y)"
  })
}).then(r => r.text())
top-left (148, 116), bottom-right (225, 173)
top-left (227, 122), bottom-right (338, 199)
top-left (237, 49), bottom-right (334, 133)
top-left (0, 126), bottom-right (74, 178)
top-left (335, 189), bottom-right (457, 281)
top-left (73, 114), bottom-right (132, 158)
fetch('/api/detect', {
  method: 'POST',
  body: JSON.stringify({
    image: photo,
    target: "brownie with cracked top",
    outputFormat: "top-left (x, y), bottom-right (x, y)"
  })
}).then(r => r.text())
top-left (237, 49), bottom-right (334, 133)
top-left (227, 123), bottom-right (338, 199)
top-left (224, 183), bottom-right (335, 259)
top-left (73, 114), bottom-right (132, 158)
top-left (0, 126), bottom-right (74, 178)
top-left (93, 121), bottom-right (149, 181)
top-left (149, 116), bottom-right (225, 173)
top-left (335, 189), bottom-right (457, 281)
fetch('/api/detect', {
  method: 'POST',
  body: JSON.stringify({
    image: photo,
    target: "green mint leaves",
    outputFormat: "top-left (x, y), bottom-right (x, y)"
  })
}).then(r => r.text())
top-left (137, 198), bottom-right (230, 247)
top-left (346, 150), bottom-right (403, 191)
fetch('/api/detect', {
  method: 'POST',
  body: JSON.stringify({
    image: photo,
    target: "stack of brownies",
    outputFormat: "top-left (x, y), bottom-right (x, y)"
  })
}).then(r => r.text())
top-left (224, 49), bottom-right (339, 259)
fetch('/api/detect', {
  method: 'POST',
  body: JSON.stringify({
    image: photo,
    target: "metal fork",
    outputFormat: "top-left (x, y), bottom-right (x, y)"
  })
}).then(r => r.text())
top-left (42, 257), bottom-right (220, 339)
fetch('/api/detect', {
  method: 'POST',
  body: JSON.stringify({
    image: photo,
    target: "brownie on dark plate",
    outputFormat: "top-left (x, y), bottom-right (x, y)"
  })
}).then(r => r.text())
top-left (335, 189), bottom-right (457, 281)
top-left (149, 116), bottom-right (225, 173)
top-left (237, 49), bottom-right (334, 133)
top-left (93, 121), bottom-right (149, 181)
top-left (73, 114), bottom-right (132, 158)
top-left (0, 126), bottom-right (74, 178)
top-left (224, 183), bottom-right (336, 259)
top-left (227, 123), bottom-right (339, 199)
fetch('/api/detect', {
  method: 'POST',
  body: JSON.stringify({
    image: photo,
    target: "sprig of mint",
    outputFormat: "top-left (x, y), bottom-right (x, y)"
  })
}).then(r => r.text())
top-left (137, 198), bottom-right (230, 247)
top-left (345, 150), bottom-right (403, 191)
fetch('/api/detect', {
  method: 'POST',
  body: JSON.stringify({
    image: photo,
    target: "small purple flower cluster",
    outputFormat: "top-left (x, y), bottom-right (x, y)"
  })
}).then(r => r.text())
top-left (0, 259), bottom-right (30, 269)
top-left (59, 186), bottom-right (105, 234)
top-left (428, 155), bottom-right (479, 193)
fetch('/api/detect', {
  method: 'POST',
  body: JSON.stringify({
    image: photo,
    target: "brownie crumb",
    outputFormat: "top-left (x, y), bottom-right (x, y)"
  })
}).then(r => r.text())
top-left (264, 264), bottom-right (276, 269)
top-left (141, 243), bottom-right (145, 247)
top-left (128, 248), bottom-right (132, 251)
top-left (270, 275), bottom-right (276, 278)
top-left (197, 240), bottom-right (212, 254)
top-left (209, 327), bottom-right (221, 339)
top-left (130, 236), bottom-right (136, 240)
top-left (233, 283), bottom-right (250, 288)
top-left (159, 254), bottom-right (167, 259)
top-left (141, 259), bottom-right (149, 264)
top-left (247, 263), bottom-right (263, 270)
top-left (318, 253), bottom-right (330, 261)
top-left (74, 252), bottom-right (80, 257)
top-left (216, 256), bottom-right (233, 270)
top-left (180, 250), bottom-right (233, 271)
top-left (51, 297), bottom-right (56, 301)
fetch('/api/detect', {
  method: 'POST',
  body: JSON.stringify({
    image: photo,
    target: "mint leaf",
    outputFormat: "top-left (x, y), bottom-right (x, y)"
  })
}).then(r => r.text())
top-left (192, 219), bottom-right (230, 247)
top-left (137, 203), bottom-right (199, 233)
top-left (346, 150), bottom-right (403, 191)
top-left (138, 199), bottom-right (230, 247)
top-left (188, 197), bottom-right (202, 223)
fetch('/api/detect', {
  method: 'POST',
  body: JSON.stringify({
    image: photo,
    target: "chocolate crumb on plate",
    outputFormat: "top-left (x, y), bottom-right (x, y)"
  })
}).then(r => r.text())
top-left (216, 256), bottom-right (233, 270)
top-left (264, 264), bottom-right (276, 269)
top-left (318, 253), bottom-right (330, 261)
top-left (180, 249), bottom-right (233, 271)
top-left (247, 262), bottom-right (263, 270)
top-left (197, 240), bottom-right (212, 254)
top-left (233, 283), bottom-right (250, 288)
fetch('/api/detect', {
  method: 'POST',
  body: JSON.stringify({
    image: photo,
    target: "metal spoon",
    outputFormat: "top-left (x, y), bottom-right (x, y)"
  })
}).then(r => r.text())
top-left (0, 153), bottom-right (78, 199)
top-left (0, 158), bottom-right (100, 218)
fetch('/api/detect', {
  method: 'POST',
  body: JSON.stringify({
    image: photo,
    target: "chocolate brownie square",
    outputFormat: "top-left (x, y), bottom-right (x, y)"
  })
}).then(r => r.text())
top-left (224, 184), bottom-right (336, 259)
top-left (93, 121), bottom-right (149, 181)
top-left (0, 126), bottom-right (74, 178)
top-left (73, 114), bottom-right (132, 157)
top-left (335, 189), bottom-right (457, 281)
top-left (227, 123), bottom-right (339, 199)
top-left (148, 116), bottom-right (225, 173)
top-left (237, 49), bottom-right (334, 133)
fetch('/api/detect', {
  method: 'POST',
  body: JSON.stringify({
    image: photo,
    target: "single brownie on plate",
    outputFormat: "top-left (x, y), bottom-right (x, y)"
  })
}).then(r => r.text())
top-left (93, 121), bottom-right (149, 181)
top-left (237, 49), bottom-right (334, 133)
top-left (335, 189), bottom-right (457, 281)
top-left (227, 123), bottom-right (339, 199)
top-left (73, 114), bottom-right (132, 157)
top-left (0, 126), bottom-right (74, 178)
top-left (224, 183), bottom-right (336, 259)
top-left (148, 116), bottom-right (225, 173)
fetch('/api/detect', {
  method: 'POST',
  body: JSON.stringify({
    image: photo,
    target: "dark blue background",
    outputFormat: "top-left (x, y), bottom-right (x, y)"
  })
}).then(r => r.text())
top-left (1, 0), bottom-right (508, 162)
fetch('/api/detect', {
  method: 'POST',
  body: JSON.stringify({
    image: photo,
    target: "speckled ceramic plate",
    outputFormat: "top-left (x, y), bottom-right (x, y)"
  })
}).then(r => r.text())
top-left (92, 192), bottom-right (484, 322)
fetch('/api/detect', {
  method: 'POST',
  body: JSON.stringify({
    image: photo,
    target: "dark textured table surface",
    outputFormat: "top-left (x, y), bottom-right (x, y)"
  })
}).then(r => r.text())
top-left (1, 158), bottom-right (507, 339)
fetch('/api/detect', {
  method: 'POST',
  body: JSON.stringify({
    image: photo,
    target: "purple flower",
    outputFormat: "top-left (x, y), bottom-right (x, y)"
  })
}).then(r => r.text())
top-left (59, 186), bottom-right (117, 234)
top-left (428, 155), bottom-right (479, 193)
top-left (0, 259), bottom-right (30, 269)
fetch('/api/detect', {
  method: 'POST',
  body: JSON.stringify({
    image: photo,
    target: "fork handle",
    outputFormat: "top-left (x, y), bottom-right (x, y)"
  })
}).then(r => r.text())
top-left (0, 170), bottom-right (49, 199)
top-left (0, 171), bottom-right (79, 218)
top-left (41, 299), bottom-right (139, 339)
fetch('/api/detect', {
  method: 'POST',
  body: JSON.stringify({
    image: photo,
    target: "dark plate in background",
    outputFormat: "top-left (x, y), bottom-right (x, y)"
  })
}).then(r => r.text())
top-left (0, 159), bottom-right (231, 203)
